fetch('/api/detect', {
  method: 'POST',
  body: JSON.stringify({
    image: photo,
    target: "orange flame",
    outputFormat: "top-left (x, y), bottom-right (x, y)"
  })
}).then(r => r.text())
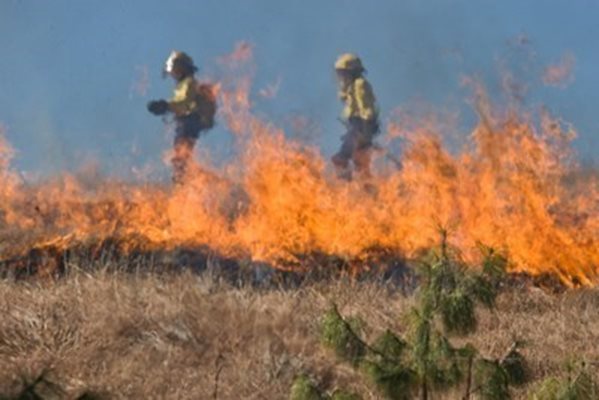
top-left (0, 45), bottom-right (597, 286)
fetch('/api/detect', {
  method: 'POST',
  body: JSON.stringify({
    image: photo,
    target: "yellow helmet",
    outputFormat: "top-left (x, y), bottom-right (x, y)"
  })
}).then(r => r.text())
top-left (334, 53), bottom-right (364, 72)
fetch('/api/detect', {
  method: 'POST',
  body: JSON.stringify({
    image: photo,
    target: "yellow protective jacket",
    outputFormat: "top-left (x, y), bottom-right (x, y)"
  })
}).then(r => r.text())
top-left (339, 77), bottom-right (378, 121)
top-left (169, 76), bottom-right (201, 117)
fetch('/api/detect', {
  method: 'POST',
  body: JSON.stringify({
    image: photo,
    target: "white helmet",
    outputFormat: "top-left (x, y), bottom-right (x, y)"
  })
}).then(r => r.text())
top-left (163, 50), bottom-right (197, 77)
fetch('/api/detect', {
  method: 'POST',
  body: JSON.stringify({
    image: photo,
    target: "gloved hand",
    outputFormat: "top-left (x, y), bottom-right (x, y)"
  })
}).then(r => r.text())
top-left (147, 99), bottom-right (169, 115)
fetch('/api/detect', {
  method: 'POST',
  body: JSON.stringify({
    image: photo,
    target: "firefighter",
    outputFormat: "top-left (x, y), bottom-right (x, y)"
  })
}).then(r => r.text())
top-left (147, 50), bottom-right (217, 184)
top-left (332, 53), bottom-right (380, 180)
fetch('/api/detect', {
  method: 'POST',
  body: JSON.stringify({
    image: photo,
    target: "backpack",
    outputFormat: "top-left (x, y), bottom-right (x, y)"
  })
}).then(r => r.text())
top-left (195, 82), bottom-right (217, 130)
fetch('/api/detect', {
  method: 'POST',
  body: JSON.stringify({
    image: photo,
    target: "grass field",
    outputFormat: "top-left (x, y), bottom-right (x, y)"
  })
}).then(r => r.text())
top-left (1, 268), bottom-right (597, 399)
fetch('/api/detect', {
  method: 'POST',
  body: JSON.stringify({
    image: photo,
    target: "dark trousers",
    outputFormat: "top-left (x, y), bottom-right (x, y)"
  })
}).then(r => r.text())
top-left (172, 115), bottom-right (202, 184)
top-left (332, 118), bottom-right (378, 179)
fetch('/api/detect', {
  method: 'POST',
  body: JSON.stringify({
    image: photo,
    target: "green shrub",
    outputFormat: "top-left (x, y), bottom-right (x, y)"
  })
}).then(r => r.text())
top-left (372, 330), bottom-right (407, 361)
top-left (330, 389), bottom-right (362, 400)
top-left (289, 375), bottom-right (362, 400)
top-left (320, 305), bottom-right (366, 366)
top-left (289, 375), bottom-right (325, 400)
top-left (362, 361), bottom-right (415, 400)
top-left (439, 289), bottom-right (476, 335)
top-left (501, 349), bottom-right (527, 386)
top-left (530, 367), bottom-right (598, 400)
top-left (304, 236), bottom-right (523, 400)
top-left (474, 359), bottom-right (511, 400)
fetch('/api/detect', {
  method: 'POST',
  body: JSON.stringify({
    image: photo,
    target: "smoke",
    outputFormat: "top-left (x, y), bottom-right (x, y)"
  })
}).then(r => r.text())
top-left (258, 76), bottom-right (282, 99)
top-left (0, 124), bottom-right (15, 175)
top-left (129, 65), bottom-right (150, 98)
top-left (542, 53), bottom-right (575, 88)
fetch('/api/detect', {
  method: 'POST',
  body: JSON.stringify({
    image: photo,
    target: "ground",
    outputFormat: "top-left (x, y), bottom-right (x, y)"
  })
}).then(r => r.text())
top-left (0, 270), bottom-right (598, 399)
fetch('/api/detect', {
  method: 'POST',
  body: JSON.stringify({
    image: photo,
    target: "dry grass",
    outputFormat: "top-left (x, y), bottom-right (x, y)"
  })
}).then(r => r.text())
top-left (0, 270), bottom-right (598, 399)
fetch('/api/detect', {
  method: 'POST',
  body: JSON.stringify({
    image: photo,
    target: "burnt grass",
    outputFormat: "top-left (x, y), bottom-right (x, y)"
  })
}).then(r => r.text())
top-left (0, 238), bottom-right (416, 291)
top-left (0, 243), bottom-right (596, 399)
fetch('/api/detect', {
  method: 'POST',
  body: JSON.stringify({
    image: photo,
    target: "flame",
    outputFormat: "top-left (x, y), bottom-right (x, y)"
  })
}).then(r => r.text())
top-left (0, 45), bottom-right (598, 286)
top-left (217, 41), bottom-right (254, 65)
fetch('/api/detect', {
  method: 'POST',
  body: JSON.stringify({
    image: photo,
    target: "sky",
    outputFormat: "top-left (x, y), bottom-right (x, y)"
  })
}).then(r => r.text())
top-left (1, 0), bottom-right (598, 178)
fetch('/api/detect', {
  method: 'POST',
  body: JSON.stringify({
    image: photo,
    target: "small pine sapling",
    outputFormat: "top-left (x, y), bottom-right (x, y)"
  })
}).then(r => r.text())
top-left (530, 361), bottom-right (598, 400)
top-left (289, 375), bottom-right (326, 400)
top-left (320, 304), bottom-right (366, 366)
top-left (312, 232), bottom-right (523, 400)
top-left (289, 374), bottom-right (362, 400)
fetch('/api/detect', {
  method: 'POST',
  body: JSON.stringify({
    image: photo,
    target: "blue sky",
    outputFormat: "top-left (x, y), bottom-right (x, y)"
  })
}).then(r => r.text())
top-left (1, 0), bottom-right (598, 177)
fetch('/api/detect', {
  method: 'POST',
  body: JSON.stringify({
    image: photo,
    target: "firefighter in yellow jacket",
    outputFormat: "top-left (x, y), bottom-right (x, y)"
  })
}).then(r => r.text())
top-left (332, 53), bottom-right (380, 180)
top-left (147, 51), bottom-right (216, 184)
